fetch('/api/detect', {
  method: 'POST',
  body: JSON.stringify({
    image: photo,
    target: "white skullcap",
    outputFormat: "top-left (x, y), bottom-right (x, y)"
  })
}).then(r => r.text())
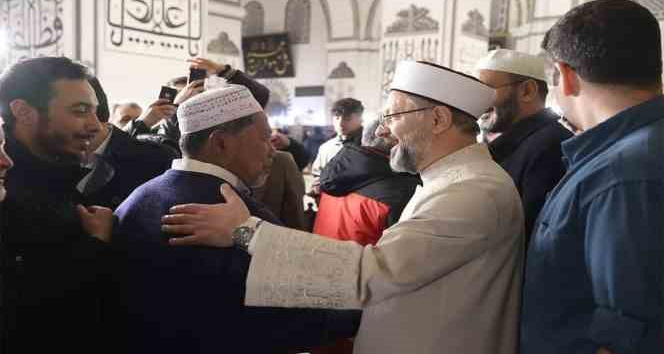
top-left (390, 61), bottom-right (495, 119)
top-left (177, 84), bottom-right (262, 134)
top-left (474, 49), bottom-right (547, 82)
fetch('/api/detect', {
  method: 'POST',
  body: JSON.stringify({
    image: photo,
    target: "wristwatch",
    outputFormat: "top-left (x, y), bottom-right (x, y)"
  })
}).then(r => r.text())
top-left (231, 216), bottom-right (263, 252)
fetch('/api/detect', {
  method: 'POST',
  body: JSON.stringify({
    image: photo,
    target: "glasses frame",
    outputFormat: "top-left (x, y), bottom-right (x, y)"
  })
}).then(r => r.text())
top-left (379, 106), bottom-right (435, 126)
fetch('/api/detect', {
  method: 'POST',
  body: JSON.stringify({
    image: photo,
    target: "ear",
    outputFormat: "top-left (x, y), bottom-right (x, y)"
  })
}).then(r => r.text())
top-left (208, 129), bottom-right (228, 154)
top-left (431, 105), bottom-right (453, 135)
top-left (9, 99), bottom-right (39, 126)
top-left (519, 79), bottom-right (539, 103)
top-left (558, 62), bottom-right (580, 97)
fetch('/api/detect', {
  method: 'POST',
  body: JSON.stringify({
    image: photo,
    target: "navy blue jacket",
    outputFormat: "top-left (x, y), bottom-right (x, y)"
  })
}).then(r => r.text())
top-left (115, 169), bottom-right (359, 354)
top-left (521, 97), bottom-right (664, 354)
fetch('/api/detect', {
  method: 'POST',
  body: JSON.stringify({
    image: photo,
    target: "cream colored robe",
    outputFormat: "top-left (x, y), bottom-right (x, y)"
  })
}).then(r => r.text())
top-left (246, 143), bottom-right (525, 354)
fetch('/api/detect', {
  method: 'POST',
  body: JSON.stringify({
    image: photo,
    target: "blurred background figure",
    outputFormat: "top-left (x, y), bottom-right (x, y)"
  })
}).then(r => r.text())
top-left (310, 98), bottom-right (364, 196)
top-left (110, 102), bottom-right (142, 129)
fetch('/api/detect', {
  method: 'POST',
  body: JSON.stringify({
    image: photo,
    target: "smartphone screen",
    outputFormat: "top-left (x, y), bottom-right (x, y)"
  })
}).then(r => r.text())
top-left (188, 68), bottom-right (207, 83)
top-left (159, 86), bottom-right (178, 103)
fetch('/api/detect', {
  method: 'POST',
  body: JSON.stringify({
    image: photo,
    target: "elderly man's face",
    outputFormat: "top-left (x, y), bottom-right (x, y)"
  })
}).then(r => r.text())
top-left (379, 91), bottom-right (433, 174)
top-left (231, 112), bottom-right (275, 186)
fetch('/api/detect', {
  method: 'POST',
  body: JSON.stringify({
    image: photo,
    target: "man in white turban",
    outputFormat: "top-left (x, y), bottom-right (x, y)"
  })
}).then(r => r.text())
top-left (162, 62), bottom-right (525, 354)
top-left (475, 49), bottom-right (572, 241)
top-left (115, 85), bottom-right (360, 354)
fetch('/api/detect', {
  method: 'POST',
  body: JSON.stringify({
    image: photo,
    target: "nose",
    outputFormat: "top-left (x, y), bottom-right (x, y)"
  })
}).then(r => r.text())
top-left (86, 112), bottom-right (101, 129)
top-left (0, 149), bottom-right (14, 171)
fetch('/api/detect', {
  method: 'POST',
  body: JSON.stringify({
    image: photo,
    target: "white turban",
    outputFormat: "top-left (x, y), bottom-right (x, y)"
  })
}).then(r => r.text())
top-left (474, 49), bottom-right (548, 82)
top-left (390, 61), bottom-right (495, 119)
top-left (177, 84), bottom-right (262, 134)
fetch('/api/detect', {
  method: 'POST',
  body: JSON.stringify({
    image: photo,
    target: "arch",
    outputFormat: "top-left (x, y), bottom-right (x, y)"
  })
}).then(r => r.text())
top-left (285, 0), bottom-right (312, 43)
top-left (242, 1), bottom-right (264, 37)
top-left (365, 0), bottom-right (382, 40)
top-left (318, 0), bottom-right (361, 41)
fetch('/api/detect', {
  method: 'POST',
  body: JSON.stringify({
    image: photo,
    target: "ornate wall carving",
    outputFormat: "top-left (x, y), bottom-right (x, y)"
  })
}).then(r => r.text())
top-left (285, 0), bottom-right (311, 44)
top-left (207, 31), bottom-right (239, 56)
top-left (328, 61), bottom-right (355, 79)
top-left (385, 5), bottom-right (439, 35)
top-left (106, 0), bottom-right (203, 59)
top-left (0, 0), bottom-right (73, 67)
top-left (462, 9), bottom-right (489, 38)
top-left (381, 36), bottom-right (439, 99)
top-left (242, 1), bottom-right (264, 37)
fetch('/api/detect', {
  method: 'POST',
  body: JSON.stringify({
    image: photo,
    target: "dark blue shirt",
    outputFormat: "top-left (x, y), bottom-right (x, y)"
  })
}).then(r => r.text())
top-left (521, 96), bottom-right (664, 354)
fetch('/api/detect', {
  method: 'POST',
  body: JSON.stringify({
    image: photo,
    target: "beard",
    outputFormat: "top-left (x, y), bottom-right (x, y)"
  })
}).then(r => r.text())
top-left (36, 120), bottom-right (89, 165)
top-left (389, 127), bottom-right (431, 174)
top-left (487, 90), bottom-right (519, 133)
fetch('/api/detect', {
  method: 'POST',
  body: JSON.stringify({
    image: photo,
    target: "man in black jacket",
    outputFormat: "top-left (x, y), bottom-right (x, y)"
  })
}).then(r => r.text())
top-left (314, 119), bottom-right (419, 245)
top-left (82, 77), bottom-right (177, 209)
top-left (475, 49), bottom-right (572, 242)
top-left (0, 57), bottom-right (116, 354)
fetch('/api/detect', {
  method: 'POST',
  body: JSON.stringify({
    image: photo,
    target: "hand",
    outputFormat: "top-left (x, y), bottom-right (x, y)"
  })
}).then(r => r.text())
top-left (77, 205), bottom-right (113, 243)
top-left (270, 131), bottom-right (291, 150)
top-left (596, 348), bottom-right (613, 354)
top-left (187, 57), bottom-right (226, 76)
top-left (139, 99), bottom-right (177, 127)
top-left (173, 79), bottom-right (205, 105)
top-left (163, 184), bottom-right (250, 247)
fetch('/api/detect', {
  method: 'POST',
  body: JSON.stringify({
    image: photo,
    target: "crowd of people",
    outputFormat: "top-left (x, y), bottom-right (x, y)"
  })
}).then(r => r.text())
top-left (0, 1), bottom-right (662, 353)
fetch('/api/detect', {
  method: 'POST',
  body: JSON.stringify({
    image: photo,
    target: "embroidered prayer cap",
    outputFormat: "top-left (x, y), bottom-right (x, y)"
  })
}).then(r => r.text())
top-left (177, 84), bottom-right (262, 134)
top-left (474, 49), bottom-right (548, 82)
top-left (390, 61), bottom-right (495, 119)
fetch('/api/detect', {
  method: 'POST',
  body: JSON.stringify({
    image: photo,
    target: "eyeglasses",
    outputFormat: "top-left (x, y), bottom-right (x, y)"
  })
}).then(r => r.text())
top-left (379, 106), bottom-right (435, 126)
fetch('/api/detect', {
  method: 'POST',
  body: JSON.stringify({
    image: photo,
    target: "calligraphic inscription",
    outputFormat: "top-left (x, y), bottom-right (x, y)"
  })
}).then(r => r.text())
top-left (242, 33), bottom-right (294, 79)
top-left (0, 0), bottom-right (74, 67)
top-left (106, 0), bottom-right (203, 59)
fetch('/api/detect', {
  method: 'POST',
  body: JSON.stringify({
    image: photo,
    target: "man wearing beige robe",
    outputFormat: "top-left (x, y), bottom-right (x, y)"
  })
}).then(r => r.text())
top-left (162, 61), bottom-right (525, 354)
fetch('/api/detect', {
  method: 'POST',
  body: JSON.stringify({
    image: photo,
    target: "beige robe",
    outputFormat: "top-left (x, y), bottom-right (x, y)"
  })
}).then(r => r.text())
top-left (246, 143), bottom-right (525, 354)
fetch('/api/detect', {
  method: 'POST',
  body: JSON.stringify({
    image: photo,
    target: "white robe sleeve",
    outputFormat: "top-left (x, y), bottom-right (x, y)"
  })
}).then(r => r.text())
top-left (245, 182), bottom-right (506, 310)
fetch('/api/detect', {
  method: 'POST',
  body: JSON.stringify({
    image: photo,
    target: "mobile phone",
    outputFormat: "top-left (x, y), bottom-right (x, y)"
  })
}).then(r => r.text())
top-left (159, 86), bottom-right (178, 103)
top-left (188, 68), bottom-right (207, 83)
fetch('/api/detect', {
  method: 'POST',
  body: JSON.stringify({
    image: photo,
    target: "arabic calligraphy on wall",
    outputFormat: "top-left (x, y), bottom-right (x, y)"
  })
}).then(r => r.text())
top-left (105, 0), bottom-right (203, 59)
top-left (242, 33), bottom-right (294, 79)
top-left (0, 0), bottom-right (74, 68)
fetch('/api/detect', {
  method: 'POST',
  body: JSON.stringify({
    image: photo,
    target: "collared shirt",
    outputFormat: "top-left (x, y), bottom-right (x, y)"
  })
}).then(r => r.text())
top-left (521, 96), bottom-right (664, 354)
top-left (77, 125), bottom-right (114, 192)
top-left (171, 157), bottom-right (250, 195)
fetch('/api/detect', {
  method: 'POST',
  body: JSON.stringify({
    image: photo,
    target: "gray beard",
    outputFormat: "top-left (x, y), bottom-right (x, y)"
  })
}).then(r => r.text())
top-left (390, 143), bottom-right (419, 174)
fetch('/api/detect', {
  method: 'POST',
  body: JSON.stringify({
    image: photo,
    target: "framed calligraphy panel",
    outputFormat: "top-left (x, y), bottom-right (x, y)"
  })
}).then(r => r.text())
top-left (0, 0), bottom-right (76, 68)
top-left (242, 33), bottom-right (294, 79)
top-left (105, 0), bottom-right (203, 60)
